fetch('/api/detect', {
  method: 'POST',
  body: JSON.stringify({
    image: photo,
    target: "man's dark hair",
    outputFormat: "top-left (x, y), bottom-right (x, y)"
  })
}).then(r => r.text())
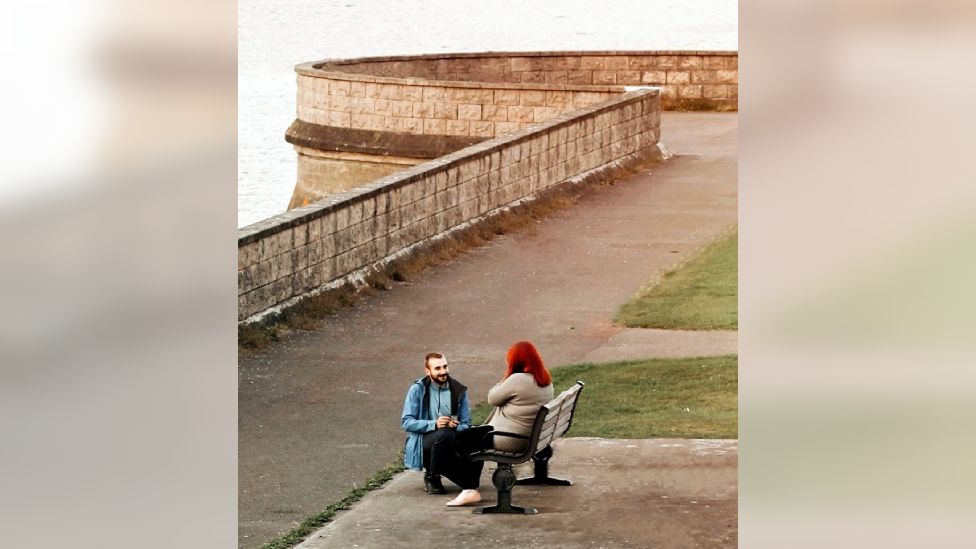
top-left (424, 352), bottom-right (443, 369)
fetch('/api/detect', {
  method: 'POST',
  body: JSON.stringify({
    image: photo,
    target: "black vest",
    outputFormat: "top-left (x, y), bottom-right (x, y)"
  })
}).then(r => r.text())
top-left (420, 376), bottom-right (467, 419)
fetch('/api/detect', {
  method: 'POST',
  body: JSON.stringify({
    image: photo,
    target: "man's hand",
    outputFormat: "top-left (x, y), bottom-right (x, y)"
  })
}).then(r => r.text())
top-left (435, 416), bottom-right (452, 429)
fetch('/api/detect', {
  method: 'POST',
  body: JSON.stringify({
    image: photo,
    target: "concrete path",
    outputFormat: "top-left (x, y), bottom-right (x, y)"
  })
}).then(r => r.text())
top-left (582, 328), bottom-right (737, 362)
top-left (238, 112), bottom-right (738, 548)
top-left (297, 438), bottom-right (738, 549)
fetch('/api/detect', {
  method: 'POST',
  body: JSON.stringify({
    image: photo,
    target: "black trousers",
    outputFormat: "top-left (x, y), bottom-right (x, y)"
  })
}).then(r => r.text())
top-left (422, 425), bottom-right (493, 490)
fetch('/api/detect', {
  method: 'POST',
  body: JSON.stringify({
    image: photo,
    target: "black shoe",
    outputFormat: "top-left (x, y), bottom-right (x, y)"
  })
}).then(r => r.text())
top-left (424, 474), bottom-right (446, 494)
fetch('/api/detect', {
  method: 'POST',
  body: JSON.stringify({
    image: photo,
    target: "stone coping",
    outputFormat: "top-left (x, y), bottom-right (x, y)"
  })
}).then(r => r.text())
top-left (305, 49), bottom-right (738, 67)
top-left (295, 49), bottom-right (737, 92)
top-left (285, 121), bottom-right (484, 159)
top-left (296, 61), bottom-right (626, 92)
top-left (239, 88), bottom-right (657, 245)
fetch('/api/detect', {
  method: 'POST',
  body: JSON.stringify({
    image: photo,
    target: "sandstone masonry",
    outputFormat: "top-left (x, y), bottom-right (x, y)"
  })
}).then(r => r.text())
top-left (239, 90), bottom-right (663, 320)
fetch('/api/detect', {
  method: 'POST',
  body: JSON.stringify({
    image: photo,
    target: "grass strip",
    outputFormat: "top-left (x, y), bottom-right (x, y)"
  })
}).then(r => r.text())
top-left (259, 460), bottom-right (404, 549)
top-left (471, 355), bottom-right (737, 439)
top-left (616, 228), bottom-right (737, 330)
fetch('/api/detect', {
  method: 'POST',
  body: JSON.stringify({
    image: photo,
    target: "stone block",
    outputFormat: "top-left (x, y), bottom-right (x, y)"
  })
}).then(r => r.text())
top-left (495, 121), bottom-right (519, 135)
top-left (402, 117), bottom-right (423, 134)
top-left (666, 71), bottom-right (691, 84)
top-left (544, 71), bottom-right (568, 84)
top-left (374, 99), bottom-right (393, 116)
top-left (704, 84), bottom-right (730, 99)
top-left (349, 81), bottom-right (366, 98)
top-left (655, 56), bottom-right (678, 69)
top-left (494, 89), bottom-right (520, 106)
top-left (458, 180), bottom-right (478, 203)
top-left (322, 212), bottom-right (339, 236)
top-left (335, 205), bottom-right (353, 232)
top-left (510, 57), bottom-right (536, 72)
top-left (298, 105), bottom-right (329, 125)
top-left (334, 250), bottom-right (354, 278)
top-left (717, 69), bottom-right (738, 83)
top-left (412, 102), bottom-right (435, 119)
top-left (469, 120), bottom-right (494, 137)
top-left (574, 91), bottom-right (607, 107)
top-left (295, 246), bottom-right (309, 272)
top-left (256, 260), bottom-right (272, 286)
top-left (423, 118), bottom-right (446, 135)
top-left (334, 226), bottom-right (354, 255)
top-left (691, 70), bottom-right (719, 84)
top-left (350, 97), bottom-right (376, 114)
top-left (678, 85), bottom-right (704, 98)
top-left (449, 88), bottom-right (494, 103)
top-left (330, 80), bottom-right (350, 96)
top-left (422, 87), bottom-right (448, 102)
top-left (382, 117), bottom-right (402, 132)
top-left (507, 106), bottom-right (534, 123)
top-left (628, 56), bottom-right (658, 70)
top-left (703, 56), bottom-right (726, 69)
top-left (322, 112), bottom-right (347, 128)
top-left (276, 229), bottom-right (294, 255)
top-left (402, 86), bottom-right (423, 101)
top-left (458, 104), bottom-right (482, 120)
top-left (552, 56), bottom-right (581, 70)
top-left (519, 71), bottom-right (545, 84)
top-left (592, 70), bottom-right (616, 85)
top-left (678, 56), bottom-right (703, 69)
top-left (475, 105), bottom-right (505, 125)
top-left (330, 94), bottom-right (352, 113)
top-left (567, 71), bottom-right (592, 85)
top-left (545, 91), bottom-right (572, 106)
top-left (727, 57), bottom-right (738, 69)
top-left (289, 269), bottom-right (307, 295)
top-left (433, 102), bottom-right (457, 120)
top-left (240, 241), bottom-right (260, 269)
top-left (520, 90), bottom-right (546, 106)
top-left (391, 100), bottom-right (412, 117)
top-left (533, 106), bottom-right (559, 122)
top-left (292, 224), bottom-right (308, 248)
top-left (275, 252), bottom-right (292, 280)
top-left (641, 70), bottom-right (667, 84)
top-left (579, 56), bottom-right (606, 70)
top-left (617, 70), bottom-right (641, 85)
top-left (349, 114), bottom-right (369, 129)
top-left (378, 84), bottom-right (402, 100)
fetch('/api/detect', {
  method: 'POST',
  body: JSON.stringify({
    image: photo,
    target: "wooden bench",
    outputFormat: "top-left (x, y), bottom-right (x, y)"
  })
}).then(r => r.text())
top-left (468, 380), bottom-right (585, 515)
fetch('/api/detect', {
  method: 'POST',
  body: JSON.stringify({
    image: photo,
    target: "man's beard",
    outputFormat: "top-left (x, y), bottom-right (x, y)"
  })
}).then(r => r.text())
top-left (433, 373), bottom-right (449, 385)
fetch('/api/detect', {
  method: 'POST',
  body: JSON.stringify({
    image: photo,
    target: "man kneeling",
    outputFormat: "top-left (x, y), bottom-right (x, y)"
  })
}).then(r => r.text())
top-left (400, 352), bottom-right (488, 506)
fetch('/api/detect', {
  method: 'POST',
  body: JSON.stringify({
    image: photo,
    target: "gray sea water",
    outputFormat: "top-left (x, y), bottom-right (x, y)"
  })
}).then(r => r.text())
top-left (238, 0), bottom-right (737, 228)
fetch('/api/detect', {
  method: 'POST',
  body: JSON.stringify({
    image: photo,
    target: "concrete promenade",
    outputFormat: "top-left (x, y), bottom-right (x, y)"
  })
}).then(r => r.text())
top-left (238, 112), bottom-right (738, 548)
top-left (297, 438), bottom-right (738, 548)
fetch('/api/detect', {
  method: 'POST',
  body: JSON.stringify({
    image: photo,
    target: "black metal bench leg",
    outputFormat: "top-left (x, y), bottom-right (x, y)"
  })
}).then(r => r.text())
top-left (473, 463), bottom-right (537, 515)
top-left (516, 445), bottom-right (572, 486)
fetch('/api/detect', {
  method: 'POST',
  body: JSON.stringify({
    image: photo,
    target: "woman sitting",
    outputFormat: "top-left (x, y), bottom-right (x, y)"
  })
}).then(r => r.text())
top-left (486, 341), bottom-right (555, 453)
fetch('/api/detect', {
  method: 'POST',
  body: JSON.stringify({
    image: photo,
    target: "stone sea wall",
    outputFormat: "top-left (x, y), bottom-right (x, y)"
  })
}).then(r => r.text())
top-left (292, 51), bottom-right (737, 143)
top-left (239, 89), bottom-right (663, 320)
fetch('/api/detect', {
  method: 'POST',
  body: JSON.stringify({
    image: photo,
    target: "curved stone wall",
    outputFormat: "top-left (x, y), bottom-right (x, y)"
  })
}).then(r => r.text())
top-left (286, 50), bottom-right (736, 208)
top-left (293, 51), bottom-right (737, 143)
top-left (240, 89), bottom-right (664, 321)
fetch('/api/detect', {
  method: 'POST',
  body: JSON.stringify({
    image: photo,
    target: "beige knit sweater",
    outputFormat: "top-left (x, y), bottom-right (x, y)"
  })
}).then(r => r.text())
top-left (486, 373), bottom-right (554, 452)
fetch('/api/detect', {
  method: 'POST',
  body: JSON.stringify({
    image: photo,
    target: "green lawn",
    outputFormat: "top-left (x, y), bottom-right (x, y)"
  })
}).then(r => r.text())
top-left (471, 355), bottom-right (737, 439)
top-left (616, 228), bottom-right (738, 330)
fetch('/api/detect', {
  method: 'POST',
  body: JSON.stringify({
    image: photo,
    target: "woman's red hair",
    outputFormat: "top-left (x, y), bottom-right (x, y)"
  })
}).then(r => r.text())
top-left (504, 341), bottom-right (552, 387)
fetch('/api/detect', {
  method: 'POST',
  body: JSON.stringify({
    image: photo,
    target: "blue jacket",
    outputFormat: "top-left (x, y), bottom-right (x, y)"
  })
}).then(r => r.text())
top-left (401, 376), bottom-right (471, 470)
